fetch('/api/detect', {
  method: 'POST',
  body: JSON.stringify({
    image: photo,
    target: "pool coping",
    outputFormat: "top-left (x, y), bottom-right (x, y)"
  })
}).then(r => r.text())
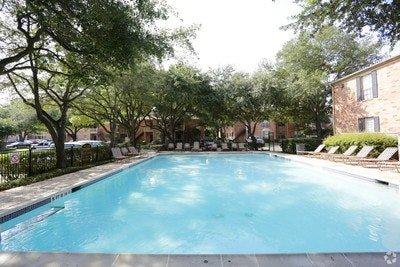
top-left (1, 251), bottom-right (399, 266)
top-left (1, 151), bottom-right (399, 225)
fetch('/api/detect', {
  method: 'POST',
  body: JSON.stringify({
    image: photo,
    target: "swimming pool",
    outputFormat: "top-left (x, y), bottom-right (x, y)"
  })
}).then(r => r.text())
top-left (1, 153), bottom-right (400, 253)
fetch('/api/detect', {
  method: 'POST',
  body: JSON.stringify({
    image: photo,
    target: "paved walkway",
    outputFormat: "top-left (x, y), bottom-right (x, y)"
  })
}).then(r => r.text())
top-left (0, 252), bottom-right (398, 266)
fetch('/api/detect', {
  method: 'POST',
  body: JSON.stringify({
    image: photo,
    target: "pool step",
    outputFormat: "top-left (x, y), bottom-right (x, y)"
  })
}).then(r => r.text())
top-left (0, 206), bottom-right (64, 242)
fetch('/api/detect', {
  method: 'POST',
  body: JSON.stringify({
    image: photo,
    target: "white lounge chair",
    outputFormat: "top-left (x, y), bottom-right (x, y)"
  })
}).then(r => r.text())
top-left (192, 141), bottom-right (201, 151)
top-left (355, 147), bottom-right (398, 167)
top-left (184, 143), bottom-right (191, 150)
top-left (211, 143), bottom-right (218, 151)
top-left (338, 146), bottom-right (374, 164)
top-left (238, 143), bottom-right (246, 151)
top-left (221, 143), bottom-right (229, 151)
top-left (297, 144), bottom-right (325, 155)
top-left (111, 147), bottom-right (126, 160)
top-left (128, 146), bottom-right (139, 155)
top-left (329, 145), bottom-right (358, 161)
top-left (120, 147), bottom-right (131, 156)
top-left (168, 143), bottom-right (174, 150)
top-left (176, 143), bottom-right (183, 151)
top-left (231, 143), bottom-right (238, 151)
top-left (312, 146), bottom-right (339, 158)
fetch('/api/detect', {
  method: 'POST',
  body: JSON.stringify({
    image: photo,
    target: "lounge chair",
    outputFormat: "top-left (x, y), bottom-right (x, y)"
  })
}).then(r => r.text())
top-left (168, 143), bottom-right (174, 150)
top-left (211, 143), bottom-right (218, 151)
top-left (231, 143), bottom-right (238, 151)
top-left (297, 144), bottom-right (325, 155)
top-left (328, 145), bottom-right (358, 161)
top-left (312, 146), bottom-right (339, 158)
top-left (355, 147), bottom-right (398, 167)
top-left (111, 147), bottom-right (126, 160)
top-left (176, 142), bottom-right (183, 151)
top-left (238, 143), bottom-right (246, 151)
top-left (120, 147), bottom-right (131, 156)
top-left (339, 146), bottom-right (374, 164)
top-left (221, 143), bottom-right (229, 151)
top-left (192, 141), bottom-right (201, 151)
top-left (184, 143), bottom-right (191, 150)
top-left (128, 146), bottom-right (139, 155)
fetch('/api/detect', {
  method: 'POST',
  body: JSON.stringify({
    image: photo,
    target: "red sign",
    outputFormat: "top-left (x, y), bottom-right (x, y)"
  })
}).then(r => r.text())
top-left (10, 153), bottom-right (20, 164)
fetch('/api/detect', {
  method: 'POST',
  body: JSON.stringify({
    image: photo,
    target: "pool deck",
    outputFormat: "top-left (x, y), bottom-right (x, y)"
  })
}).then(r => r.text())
top-left (1, 151), bottom-right (400, 266)
top-left (0, 252), bottom-right (399, 266)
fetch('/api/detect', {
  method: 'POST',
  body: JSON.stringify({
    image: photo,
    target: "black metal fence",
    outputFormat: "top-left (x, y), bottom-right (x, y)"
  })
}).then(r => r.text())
top-left (0, 146), bottom-right (112, 183)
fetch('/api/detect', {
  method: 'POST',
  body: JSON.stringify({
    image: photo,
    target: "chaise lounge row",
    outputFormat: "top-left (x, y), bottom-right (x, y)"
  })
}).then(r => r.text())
top-left (300, 144), bottom-right (399, 172)
top-left (111, 146), bottom-right (140, 160)
top-left (167, 142), bottom-right (247, 151)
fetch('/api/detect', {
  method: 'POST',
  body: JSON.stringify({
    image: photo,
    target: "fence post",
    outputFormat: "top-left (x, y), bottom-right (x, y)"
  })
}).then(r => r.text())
top-left (70, 146), bottom-right (74, 167)
top-left (28, 146), bottom-right (33, 176)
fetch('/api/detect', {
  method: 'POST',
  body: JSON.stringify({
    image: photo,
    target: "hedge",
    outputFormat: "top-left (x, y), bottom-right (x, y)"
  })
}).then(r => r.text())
top-left (323, 133), bottom-right (398, 157)
top-left (281, 138), bottom-right (321, 154)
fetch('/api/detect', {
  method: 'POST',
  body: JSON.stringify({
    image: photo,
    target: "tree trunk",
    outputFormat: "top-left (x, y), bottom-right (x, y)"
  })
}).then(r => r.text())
top-left (49, 126), bottom-right (67, 169)
top-left (315, 113), bottom-right (323, 139)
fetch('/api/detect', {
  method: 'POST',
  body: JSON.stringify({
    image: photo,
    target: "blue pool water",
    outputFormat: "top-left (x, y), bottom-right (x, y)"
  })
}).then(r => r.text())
top-left (1, 153), bottom-right (400, 253)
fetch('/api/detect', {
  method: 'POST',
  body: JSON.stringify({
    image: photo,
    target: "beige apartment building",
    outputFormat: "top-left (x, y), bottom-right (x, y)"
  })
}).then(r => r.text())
top-left (332, 55), bottom-right (400, 135)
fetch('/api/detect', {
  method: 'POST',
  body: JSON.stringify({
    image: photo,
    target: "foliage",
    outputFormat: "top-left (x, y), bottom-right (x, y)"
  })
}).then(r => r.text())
top-left (66, 114), bottom-right (96, 141)
top-left (288, 0), bottom-right (400, 45)
top-left (324, 133), bottom-right (398, 157)
top-left (149, 64), bottom-right (213, 143)
top-left (275, 26), bottom-right (383, 137)
top-left (0, 100), bottom-right (44, 140)
top-left (0, 0), bottom-right (194, 74)
top-left (281, 137), bottom-right (320, 154)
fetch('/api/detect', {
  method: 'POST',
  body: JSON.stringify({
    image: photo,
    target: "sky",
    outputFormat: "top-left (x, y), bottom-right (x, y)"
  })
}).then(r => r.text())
top-left (167, 0), bottom-right (300, 72)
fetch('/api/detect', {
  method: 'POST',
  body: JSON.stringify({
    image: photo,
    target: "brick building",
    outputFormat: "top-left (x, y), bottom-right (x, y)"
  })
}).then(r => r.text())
top-left (332, 55), bottom-right (400, 135)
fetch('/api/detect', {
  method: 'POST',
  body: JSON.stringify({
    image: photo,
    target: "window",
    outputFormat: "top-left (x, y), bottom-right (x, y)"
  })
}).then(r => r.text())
top-left (358, 117), bottom-right (380, 132)
top-left (361, 74), bottom-right (373, 100)
top-left (356, 71), bottom-right (378, 101)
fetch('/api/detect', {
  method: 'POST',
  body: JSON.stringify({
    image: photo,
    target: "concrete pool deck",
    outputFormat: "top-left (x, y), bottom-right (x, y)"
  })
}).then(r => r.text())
top-left (0, 252), bottom-right (399, 266)
top-left (1, 151), bottom-right (400, 266)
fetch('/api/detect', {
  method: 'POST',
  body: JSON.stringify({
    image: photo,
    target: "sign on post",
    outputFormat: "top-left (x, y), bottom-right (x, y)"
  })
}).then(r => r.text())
top-left (10, 152), bottom-right (20, 164)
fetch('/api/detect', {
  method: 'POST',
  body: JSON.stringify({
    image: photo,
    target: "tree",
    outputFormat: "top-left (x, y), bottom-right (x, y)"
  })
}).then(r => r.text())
top-left (0, 118), bottom-right (14, 148)
top-left (0, 0), bottom-right (193, 74)
top-left (0, 100), bottom-right (44, 141)
top-left (2, 1), bottom-right (195, 168)
top-left (66, 114), bottom-right (96, 141)
top-left (288, 0), bottom-right (400, 45)
top-left (275, 26), bottom-right (383, 137)
top-left (149, 64), bottom-right (212, 143)
top-left (114, 64), bottom-right (159, 146)
top-left (229, 69), bottom-right (278, 147)
top-left (73, 85), bottom-right (120, 147)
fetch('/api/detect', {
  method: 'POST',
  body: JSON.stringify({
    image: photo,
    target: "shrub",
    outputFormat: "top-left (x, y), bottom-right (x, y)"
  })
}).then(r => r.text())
top-left (323, 133), bottom-right (398, 157)
top-left (281, 137), bottom-right (321, 154)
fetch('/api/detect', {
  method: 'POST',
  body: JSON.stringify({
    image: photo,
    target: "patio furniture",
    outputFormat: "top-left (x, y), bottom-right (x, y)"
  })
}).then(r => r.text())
top-left (221, 143), bottom-right (229, 151)
top-left (312, 146), bottom-right (340, 158)
top-left (128, 146), bottom-right (139, 155)
top-left (238, 143), bottom-right (246, 151)
top-left (120, 147), bottom-right (131, 156)
top-left (328, 145), bottom-right (358, 161)
top-left (297, 144), bottom-right (325, 155)
top-left (338, 146), bottom-right (374, 164)
top-left (184, 143), bottom-right (191, 150)
top-left (111, 147), bottom-right (126, 160)
top-left (231, 143), bottom-right (238, 151)
top-left (168, 143), bottom-right (174, 150)
top-left (176, 143), bottom-right (183, 151)
top-left (192, 142), bottom-right (201, 151)
top-left (211, 143), bottom-right (218, 151)
top-left (355, 147), bottom-right (398, 167)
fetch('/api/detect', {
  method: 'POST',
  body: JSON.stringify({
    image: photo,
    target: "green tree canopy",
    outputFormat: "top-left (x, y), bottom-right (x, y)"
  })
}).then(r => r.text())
top-left (288, 0), bottom-right (400, 45)
top-left (275, 26), bottom-right (383, 137)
